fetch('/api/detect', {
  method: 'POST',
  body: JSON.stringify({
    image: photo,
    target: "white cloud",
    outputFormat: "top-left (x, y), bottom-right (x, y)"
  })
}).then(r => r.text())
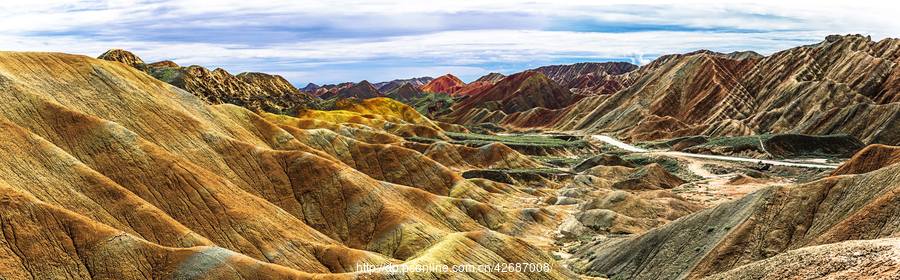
top-left (0, 0), bottom-right (898, 83)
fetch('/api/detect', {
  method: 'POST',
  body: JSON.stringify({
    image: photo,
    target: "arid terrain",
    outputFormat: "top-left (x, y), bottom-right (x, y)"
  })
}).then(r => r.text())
top-left (1, 34), bottom-right (899, 279)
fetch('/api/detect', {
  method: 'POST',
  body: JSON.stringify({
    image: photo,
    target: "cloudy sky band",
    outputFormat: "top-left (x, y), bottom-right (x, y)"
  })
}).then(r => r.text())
top-left (2, 0), bottom-right (896, 84)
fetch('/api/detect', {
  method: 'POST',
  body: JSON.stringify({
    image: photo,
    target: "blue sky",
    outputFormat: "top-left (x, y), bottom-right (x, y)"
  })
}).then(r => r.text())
top-left (1, 1), bottom-right (898, 85)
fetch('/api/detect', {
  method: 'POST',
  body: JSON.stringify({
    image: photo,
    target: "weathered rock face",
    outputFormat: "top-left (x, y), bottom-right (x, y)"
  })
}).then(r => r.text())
top-left (554, 35), bottom-right (900, 145)
top-left (0, 52), bottom-right (575, 279)
top-left (443, 71), bottom-right (575, 125)
top-left (531, 62), bottom-right (638, 95)
top-left (570, 157), bottom-right (900, 279)
top-left (98, 49), bottom-right (320, 115)
top-left (421, 74), bottom-right (465, 94)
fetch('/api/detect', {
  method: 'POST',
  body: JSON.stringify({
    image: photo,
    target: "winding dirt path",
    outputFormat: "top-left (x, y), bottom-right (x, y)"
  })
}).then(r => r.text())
top-left (591, 135), bottom-right (841, 169)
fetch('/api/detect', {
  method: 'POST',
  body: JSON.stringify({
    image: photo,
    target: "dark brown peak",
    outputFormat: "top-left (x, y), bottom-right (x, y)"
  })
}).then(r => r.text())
top-left (356, 80), bottom-right (375, 87)
top-left (301, 83), bottom-right (319, 91)
top-left (148, 60), bottom-right (179, 68)
top-left (98, 49), bottom-right (145, 68)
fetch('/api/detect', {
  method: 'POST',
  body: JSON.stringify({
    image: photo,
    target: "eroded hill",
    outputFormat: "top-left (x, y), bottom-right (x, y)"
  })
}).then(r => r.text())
top-left (0, 51), bottom-right (580, 279)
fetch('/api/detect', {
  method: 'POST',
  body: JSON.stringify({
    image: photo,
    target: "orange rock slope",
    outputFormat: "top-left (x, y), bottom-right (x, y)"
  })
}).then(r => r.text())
top-left (420, 74), bottom-right (466, 94)
top-left (0, 51), bottom-right (575, 279)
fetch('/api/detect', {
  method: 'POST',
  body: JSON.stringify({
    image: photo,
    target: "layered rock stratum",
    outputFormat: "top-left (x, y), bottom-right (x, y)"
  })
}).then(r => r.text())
top-left (530, 62), bottom-right (638, 95)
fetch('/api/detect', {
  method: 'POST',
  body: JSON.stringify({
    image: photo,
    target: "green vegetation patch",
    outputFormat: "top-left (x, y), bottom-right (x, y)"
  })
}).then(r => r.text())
top-left (532, 155), bottom-right (592, 168)
top-left (700, 134), bottom-right (772, 150)
top-left (445, 132), bottom-right (589, 149)
top-left (148, 67), bottom-right (184, 84)
top-left (622, 154), bottom-right (700, 181)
